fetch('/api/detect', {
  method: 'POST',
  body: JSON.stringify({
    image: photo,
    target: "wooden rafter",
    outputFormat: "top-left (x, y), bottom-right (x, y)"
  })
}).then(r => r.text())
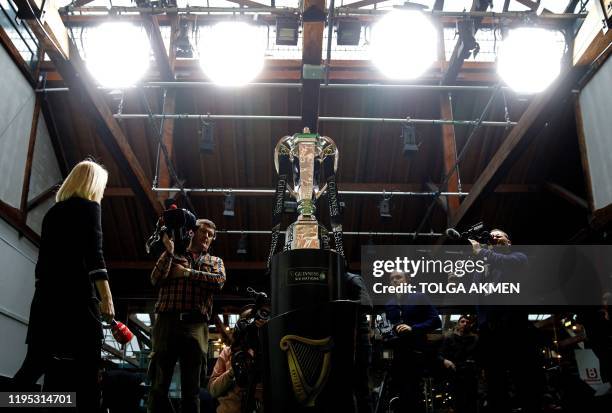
top-left (300, 0), bottom-right (325, 132)
top-left (449, 67), bottom-right (585, 228)
top-left (142, 14), bottom-right (174, 81)
top-left (28, 38), bottom-right (162, 216)
top-left (226, 0), bottom-right (269, 7)
top-left (442, 0), bottom-right (490, 85)
top-left (20, 97), bottom-right (42, 215)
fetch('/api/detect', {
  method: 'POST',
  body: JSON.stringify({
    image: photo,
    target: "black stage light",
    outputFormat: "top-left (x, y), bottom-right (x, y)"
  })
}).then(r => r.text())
top-left (337, 20), bottom-right (362, 46)
top-left (276, 17), bottom-right (299, 46)
top-left (402, 124), bottom-right (419, 156)
top-left (237, 235), bottom-right (248, 254)
top-left (223, 193), bottom-right (235, 217)
top-left (199, 120), bottom-right (215, 153)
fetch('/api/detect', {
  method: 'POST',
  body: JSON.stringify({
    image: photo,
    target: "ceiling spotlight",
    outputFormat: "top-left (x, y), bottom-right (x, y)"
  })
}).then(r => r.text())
top-left (199, 21), bottom-right (267, 86)
top-left (237, 235), bottom-right (248, 255)
top-left (337, 20), bottom-right (362, 46)
top-left (86, 22), bottom-right (151, 88)
top-left (497, 27), bottom-right (564, 94)
top-left (276, 16), bottom-right (299, 46)
top-left (370, 10), bottom-right (438, 80)
top-left (379, 196), bottom-right (392, 218)
top-left (223, 193), bottom-right (235, 217)
top-left (175, 19), bottom-right (193, 59)
top-left (199, 120), bottom-right (215, 153)
top-left (401, 124), bottom-right (419, 156)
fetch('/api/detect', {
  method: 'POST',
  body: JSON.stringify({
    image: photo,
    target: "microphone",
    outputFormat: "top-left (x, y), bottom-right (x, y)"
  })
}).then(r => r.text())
top-left (445, 228), bottom-right (461, 240)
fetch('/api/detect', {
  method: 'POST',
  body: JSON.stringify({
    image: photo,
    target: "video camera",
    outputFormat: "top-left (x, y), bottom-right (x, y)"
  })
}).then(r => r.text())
top-left (445, 222), bottom-right (492, 245)
top-left (231, 288), bottom-right (270, 387)
top-left (145, 205), bottom-right (198, 257)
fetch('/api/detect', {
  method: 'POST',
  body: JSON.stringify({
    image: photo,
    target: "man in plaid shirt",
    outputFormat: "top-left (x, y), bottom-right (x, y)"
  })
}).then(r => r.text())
top-left (148, 218), bottom-right (225, 413)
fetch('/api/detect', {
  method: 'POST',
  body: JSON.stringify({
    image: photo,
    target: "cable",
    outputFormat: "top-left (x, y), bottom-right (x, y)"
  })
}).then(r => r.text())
top-left (137, 88), bottom-right (196, 213)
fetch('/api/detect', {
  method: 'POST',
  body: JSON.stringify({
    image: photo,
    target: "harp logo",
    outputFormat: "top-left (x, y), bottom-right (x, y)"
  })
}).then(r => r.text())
top-left (280, 335), bottom-right (333, 407)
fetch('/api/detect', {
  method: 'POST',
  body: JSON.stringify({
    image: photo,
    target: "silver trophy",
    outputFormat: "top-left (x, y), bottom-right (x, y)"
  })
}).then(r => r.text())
top-left (274, 128), bottom-right (339, 250)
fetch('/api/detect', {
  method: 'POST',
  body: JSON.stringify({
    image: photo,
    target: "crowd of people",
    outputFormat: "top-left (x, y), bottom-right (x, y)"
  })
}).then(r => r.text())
top-left (10, 159), bottom-right (612, 413)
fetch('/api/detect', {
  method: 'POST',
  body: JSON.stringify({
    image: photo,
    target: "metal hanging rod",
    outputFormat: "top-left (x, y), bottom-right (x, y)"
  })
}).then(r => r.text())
top-left (152, 187), bottom-right (469, 197)
top-left (336, 9), bottom-right (586, 20)
top-left (36, 83), bottom-right (507, 93)
top-left (61, 7), bottom-right (585, 21)
top-left (216, 229), bottom-right (443, 237)
top-left (114, 113), bottom-right (516, 127)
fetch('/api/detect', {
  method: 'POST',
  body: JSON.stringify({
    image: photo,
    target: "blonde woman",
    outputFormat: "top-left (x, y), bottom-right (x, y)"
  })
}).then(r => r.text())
top-left (13, 159), bottom-right (115, 411)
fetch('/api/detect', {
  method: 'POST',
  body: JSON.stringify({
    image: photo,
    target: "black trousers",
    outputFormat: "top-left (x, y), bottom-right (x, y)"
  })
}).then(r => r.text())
top-left (478, 325), bottom-right (544, 413)
top-left (390, 347), bottom-right (428, 413)
top-left (13, 343), bottom-right (101, 412)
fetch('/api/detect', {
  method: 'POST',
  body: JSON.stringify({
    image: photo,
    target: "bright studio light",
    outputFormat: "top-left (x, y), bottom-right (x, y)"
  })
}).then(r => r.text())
top-left (497, 28), bottom-right (564, 94)
top-left (86, 22), bottom-right (151, 88)
top-left (199, 22), bottom-right (267, 86)
top-left (370, 10), bottom-right (438, 80)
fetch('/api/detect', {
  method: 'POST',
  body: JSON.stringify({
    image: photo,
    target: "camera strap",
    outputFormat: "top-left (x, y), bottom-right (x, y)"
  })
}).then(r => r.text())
top-left (323, 156), bottom-right (345, 259)
top-left (267, 154), bottom-right (291, 270)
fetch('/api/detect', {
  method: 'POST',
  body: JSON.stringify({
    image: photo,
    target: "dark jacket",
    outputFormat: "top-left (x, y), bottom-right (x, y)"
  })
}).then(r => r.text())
top-left (27, 197), bottom-right (108, 352)
top-left (473, 248), bottom-right (528, 328)
top-left (385, 292), bottom-right (441, 333)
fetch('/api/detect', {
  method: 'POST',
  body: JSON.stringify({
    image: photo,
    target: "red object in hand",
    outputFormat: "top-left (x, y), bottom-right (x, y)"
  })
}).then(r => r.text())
top-left (111, 320), bottom-right (134, 345)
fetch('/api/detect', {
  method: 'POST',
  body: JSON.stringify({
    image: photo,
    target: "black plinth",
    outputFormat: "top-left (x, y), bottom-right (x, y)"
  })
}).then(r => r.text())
top-left (270, 249), bottom-right (347, 316)
top-left (264, 250), bottom-right (358, 412)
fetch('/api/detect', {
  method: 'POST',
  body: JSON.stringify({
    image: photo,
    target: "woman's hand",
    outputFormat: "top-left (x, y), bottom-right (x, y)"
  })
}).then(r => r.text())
top-left (100, 296), bottom-right (115, 323)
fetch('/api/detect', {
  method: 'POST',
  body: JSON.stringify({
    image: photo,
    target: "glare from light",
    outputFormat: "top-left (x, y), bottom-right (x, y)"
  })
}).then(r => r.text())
top-left (86, 22), bottom-right (151, 88)
top-left (497, 28), bottom-right (564, 94)
top-left (199, 22), bottom-right (267, 86)
top-left (370, 10), bottom-right (438, 80)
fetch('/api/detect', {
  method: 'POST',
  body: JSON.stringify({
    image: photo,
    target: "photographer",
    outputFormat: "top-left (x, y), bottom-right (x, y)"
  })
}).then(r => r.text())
top-left (208, 304), bottom-right (269, 413)
top-left (469, 229), bottom-right (543, 413)
top-left (384, 271), bottom-right (441, 412)
top-left (148, 217), bottom-right (225, 413)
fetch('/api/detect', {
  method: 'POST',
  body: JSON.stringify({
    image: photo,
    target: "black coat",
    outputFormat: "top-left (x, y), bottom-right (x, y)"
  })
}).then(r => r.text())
top-left (26, 197), bottom-right (108, 353)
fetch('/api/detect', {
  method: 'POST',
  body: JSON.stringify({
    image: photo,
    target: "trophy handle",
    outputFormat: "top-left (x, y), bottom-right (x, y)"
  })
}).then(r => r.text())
top-left (313, 136), bottom-right (338, 199)
top-left (318, 136), bottom-right (339, 174)
top-left (274, 136), bottom-right (294, 174)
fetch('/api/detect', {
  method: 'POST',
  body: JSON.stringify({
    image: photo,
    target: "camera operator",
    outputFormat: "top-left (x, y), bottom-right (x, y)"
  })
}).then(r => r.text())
top-left (469, 229), bottom-right (543, 413)
top-left (384, 270), bottom-right (441, 412)
top-left (208, 302), bottom-right (269, 413)
top-left (148, 218), bottom-right (225, 413)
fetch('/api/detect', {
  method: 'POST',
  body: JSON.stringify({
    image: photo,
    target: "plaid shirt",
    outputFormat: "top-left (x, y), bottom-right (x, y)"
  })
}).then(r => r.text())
top-left (151, 251), bottom-right (226, 318)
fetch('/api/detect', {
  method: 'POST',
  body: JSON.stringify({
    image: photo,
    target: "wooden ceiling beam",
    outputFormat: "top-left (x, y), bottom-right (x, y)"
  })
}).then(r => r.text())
top-left (40, 59), bottom-right (500, 83)
top-left (300, 0), bottom-right (326, 132)
top-left (544, 182), bottom-right (588, 210)
top-left (343, 0), bottom-right (383, 8)
top-left (226, 0), bottom-right (269, 7)
top-left (442, 0), bottom-right (490, 85)
top-left (23, 15), bottom-right (163, 217)
top-left (449, 67), bottom-right (585, 229)
top-left (141, 13), bottom-right (174, 81)
top-left (515, 0), bottom-right (539, 10)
